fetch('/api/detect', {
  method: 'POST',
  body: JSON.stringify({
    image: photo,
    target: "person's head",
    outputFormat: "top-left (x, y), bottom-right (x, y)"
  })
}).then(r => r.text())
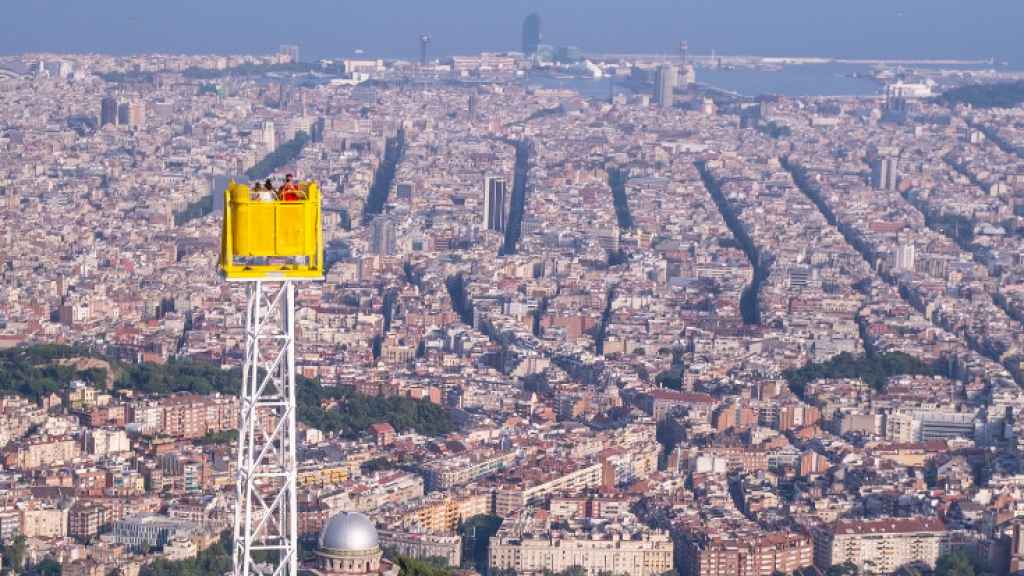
top-left (254, 182), bottom-right (262, 190)
top-left (285, 173), bottom-right (293, 182)
top-left (265, 178), bottom-right (273, 188)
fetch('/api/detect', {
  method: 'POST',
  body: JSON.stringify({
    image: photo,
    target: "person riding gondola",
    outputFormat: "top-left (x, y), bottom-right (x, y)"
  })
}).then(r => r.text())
top-left (279, 173), bottom-right (301, 201)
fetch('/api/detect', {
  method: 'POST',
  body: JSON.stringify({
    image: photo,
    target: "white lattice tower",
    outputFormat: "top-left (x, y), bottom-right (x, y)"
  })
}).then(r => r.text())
top-left (233, 280), bottom-right (299, 576)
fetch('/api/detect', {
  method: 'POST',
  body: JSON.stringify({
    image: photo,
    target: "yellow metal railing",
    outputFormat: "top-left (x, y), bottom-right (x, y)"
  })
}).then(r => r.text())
top-left (219, 180), bottom-right (324, 281)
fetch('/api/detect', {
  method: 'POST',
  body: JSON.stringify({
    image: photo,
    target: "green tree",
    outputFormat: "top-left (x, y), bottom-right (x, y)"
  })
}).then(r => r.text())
top-left (783, 351), bottom-right (934, 396)
top-left (1, 534), bottom-right (27, 572)
top-left (394, 555), bottom-right (453, 576)
top-left (940, 81), bottom-right (1024, 109)
top-left (0, 345), bottom-right (106, 402)
top-left (656, 418), bottom-right (686, 453)
top-left (935, 551), bottom-right (976, 576)
top-left (360, 457), bottom-right (392, 474)
top-left (826, 563), bottom-right (860, 576)
top-left (138, 529), bottom-right (232, 576)
top-left (24, 557), bottom-right (61, 576)
top-left (655, 364), bottom-right (684, 390)
top-left (459, 515), bottom-right (503, 572)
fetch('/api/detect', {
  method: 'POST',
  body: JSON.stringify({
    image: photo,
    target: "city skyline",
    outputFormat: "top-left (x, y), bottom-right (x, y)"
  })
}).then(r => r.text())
top-left (7, 4), bottom-right (1024, 576)
top-left (4, 1), bottom-right (1024, 65)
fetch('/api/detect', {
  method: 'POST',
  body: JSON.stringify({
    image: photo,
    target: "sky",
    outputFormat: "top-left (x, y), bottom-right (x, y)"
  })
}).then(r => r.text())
top-left (4, 0), bottom-right (1023, 64)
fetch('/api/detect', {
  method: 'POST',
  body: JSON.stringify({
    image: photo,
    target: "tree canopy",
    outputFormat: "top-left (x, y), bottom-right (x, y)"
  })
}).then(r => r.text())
top-left (139, 530), bottom-right (232, 576)
top-left (392, 555), bottom-right (453, 576)
top-left (1, 345), bottom-right (455, 440)
top-left (939, 81), bottom-right (1024, 109)
top-left (0, 344), bottom-right (106, 402)
top-left (459, 514), bottom-right (503, 571)
top-left (934, 550), bottom-right (989, 576)
top-left (0, 534), bottom-right (27, 574)
top-left (655, 363), bottom-right (685, 391)
top-left (784, 351), bottom-right (935, 396)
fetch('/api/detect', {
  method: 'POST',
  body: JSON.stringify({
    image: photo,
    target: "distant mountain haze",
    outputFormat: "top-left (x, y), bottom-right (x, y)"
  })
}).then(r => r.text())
top-left (4, 0), bottom-right (1021, 64)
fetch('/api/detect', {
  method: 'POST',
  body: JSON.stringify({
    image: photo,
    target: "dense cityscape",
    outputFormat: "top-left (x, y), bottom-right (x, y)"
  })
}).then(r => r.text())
top-left (6, 9), bottom-right (1024, 576)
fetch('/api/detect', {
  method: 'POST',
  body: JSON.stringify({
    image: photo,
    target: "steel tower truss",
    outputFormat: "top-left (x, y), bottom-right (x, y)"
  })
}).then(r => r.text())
top-left (233, 280), bottom-right (299, 576)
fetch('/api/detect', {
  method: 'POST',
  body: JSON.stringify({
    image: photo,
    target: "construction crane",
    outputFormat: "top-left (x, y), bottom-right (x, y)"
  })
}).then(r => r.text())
top-left (220, 180), bottom-right (324, 576)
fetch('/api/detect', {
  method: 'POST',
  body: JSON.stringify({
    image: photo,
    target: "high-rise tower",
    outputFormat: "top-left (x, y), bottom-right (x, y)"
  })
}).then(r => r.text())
top-left (655, 65), bottom-right (677, 108)
top-left (100, 96), bottom-right (118, 127)
top-left (483, 176), bottom-right (508, 232)
top-left (419, 34), bottom-right (431, 65)
top-left (872, 157), bottom-right (898, 191)
top-left (522, 13), bottom-right (542, 55)
top-left (117, 100), bottom-right (146, 128)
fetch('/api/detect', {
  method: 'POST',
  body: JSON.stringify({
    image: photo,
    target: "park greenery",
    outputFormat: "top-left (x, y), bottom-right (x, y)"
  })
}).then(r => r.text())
top-left (0, 534), bottom-right (62, 574)
top-left (0, 534), bottom-right (26, 574)
top-left (655, 364), bottom-right (685, 391)
top-left (655, 418), bottom-right (686, 465)
top-left (391, 555), bottom-right (454, 576)
top-left (932, 550), bottom-right (992, 576)
top-left (296, 378), bottom-right (456, 438)
top-left (195, 429), bottom-right (236, 445)
top-left (758, 120), bottom-right (792, 139)
top-left (653, 347), bottom-right (687, 390)
top-left (0, 344), bottom-right (106, 402)
top-left (116, 359), bottom-right (238, 396)
top-left (939, 80), bottom-right (1024, 109)
top-left (138, 530), bottom-right (233, 576)
top-left (120, 358), bottom-right (455, 438)
top-left (0, 345), bottom-right (455, 440)
top-left (784, 351), bottom-right (935, 397)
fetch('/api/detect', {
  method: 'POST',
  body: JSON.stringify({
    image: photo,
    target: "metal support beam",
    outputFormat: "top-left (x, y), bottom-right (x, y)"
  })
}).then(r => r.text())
top-left (233, 280), bottom-right (299, 576)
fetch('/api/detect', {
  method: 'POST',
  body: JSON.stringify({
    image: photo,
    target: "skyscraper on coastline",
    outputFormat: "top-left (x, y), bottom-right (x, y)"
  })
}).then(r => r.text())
top-left (522, 13), bottom-right (542, 55)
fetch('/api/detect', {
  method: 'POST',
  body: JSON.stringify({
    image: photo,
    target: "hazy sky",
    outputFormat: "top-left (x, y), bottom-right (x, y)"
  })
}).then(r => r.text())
top-left (5, 1), bottom-right (1022, 64)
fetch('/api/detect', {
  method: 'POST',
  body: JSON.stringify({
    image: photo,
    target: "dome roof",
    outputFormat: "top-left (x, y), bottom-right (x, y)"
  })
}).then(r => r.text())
top-left (319, 511), bottom-right (379, 552)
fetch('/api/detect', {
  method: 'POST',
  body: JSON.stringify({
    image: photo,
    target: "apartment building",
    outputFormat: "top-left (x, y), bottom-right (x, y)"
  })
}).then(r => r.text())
top-left (813, 517), bottom-right (946, 573)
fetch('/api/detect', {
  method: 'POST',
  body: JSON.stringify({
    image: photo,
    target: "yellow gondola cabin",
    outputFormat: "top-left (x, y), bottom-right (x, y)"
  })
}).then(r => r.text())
top-left (219, 180), bottom-right (324, 281)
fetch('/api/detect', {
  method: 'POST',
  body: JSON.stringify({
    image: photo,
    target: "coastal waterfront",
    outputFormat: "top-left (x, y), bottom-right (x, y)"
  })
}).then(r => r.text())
top-left (525, 64), bottom-right (883, 100)
top-left (529, 61), bottom-right (1006, 100)
top-left (698, 63), bottom-right (882, 97)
